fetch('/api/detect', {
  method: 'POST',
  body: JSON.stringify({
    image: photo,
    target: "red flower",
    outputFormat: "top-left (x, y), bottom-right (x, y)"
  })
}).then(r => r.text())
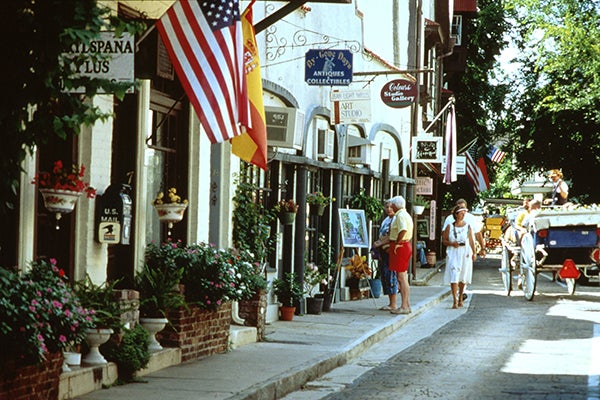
top-left (32, 160), bottom-right (97, 198)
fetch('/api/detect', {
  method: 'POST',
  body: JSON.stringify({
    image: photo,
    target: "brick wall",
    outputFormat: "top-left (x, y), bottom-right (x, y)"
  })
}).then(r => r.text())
top-left (159, 302), bottom-right (232, 362)
top-left (0, 351), bottom-right (63, 400)
top-left (238, 290), bottom-right (267, 341)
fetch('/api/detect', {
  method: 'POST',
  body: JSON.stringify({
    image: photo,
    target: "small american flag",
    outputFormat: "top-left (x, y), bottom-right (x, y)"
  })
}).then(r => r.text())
top-left (487, 146), bottom-right (506, 163)
top-left (157, 0), bottom-right (250, 144)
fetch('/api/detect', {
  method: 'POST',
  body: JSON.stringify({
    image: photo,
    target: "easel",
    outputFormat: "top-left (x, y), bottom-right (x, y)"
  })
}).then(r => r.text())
top-left (331, 246), bottom-right (380, 309)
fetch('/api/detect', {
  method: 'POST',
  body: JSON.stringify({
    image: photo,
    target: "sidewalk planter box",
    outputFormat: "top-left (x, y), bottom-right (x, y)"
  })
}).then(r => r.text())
top-left (159, 302), bottom-right (232, 362)
top-left (238, 290), bottom-right (267, 341)
top-left (1, 352), bottom-right (63, 400)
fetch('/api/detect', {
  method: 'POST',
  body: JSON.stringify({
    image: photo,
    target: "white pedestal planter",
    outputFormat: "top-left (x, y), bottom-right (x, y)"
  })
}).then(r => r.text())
top-left (140, 318), bottom-right (169, 351)
top-left (83, 328), bottom-right (113, 365)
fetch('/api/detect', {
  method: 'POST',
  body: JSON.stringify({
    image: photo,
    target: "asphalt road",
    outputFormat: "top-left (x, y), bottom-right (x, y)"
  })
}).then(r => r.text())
top-left (283, 254), bottom-right (600, 400)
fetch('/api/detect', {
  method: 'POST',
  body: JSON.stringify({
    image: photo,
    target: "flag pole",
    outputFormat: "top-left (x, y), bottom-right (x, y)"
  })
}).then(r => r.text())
top-left (423, 96), bottom-right (455, 134)
top-left (458, 138), bottom-right (477, 154)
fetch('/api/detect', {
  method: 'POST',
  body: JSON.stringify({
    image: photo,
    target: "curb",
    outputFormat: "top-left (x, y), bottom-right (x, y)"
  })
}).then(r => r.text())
top-left (228, 285), bottom-right (451, 400)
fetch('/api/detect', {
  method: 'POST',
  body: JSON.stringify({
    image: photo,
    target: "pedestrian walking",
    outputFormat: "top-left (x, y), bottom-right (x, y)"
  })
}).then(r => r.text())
top-left (442, 205), bottom-right (476, 308)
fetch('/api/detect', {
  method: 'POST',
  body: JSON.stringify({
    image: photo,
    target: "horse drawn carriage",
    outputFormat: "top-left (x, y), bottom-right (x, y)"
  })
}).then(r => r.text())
top-left (500, 205), bottom-right (600, 300)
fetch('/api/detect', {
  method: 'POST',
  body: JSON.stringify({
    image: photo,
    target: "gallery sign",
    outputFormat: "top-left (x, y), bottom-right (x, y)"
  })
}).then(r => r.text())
top-left (380, 78), bottom-right (417, 108)
top-left (305, 49), bottom-right (353, 86)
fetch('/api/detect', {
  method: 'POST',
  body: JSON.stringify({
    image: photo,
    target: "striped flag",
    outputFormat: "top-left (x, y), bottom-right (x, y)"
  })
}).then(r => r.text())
top-left (231, 1), bottom-right (268, 170)
top-left (443, 103), bottom-right (457, 184)
top-left (487, 146), bottom-right (506, 163)
top-left (464, 144), bottom-right (490, 194)
top-left (156, 0), bottom-right (250, 144)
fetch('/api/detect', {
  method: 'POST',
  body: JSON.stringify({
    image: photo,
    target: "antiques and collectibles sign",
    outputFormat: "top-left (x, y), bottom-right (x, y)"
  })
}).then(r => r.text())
top-left (305, 49), bottom-right (353, 86)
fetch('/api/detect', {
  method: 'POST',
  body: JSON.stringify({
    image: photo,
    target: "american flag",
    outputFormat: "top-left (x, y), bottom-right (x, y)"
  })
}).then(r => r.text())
top-left (157, 0), bottom-right (250, 144)
top-left (487, 146), bottom-right (506, 163)
top-left (463, 144), bottom-right (490, 194)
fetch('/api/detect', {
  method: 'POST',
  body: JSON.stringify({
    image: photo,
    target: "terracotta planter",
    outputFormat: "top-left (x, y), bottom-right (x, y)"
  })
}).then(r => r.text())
top-left (279, 306), bottom-right (296, 321)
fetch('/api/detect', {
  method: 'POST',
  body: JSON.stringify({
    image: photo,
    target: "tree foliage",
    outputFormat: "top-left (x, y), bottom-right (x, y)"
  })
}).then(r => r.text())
top-left (0, 0), bottom-right (145, 213)
top-left (500, 0), bottom-right (600, 202)
top-left (443, 0), bottom-right (511, 204)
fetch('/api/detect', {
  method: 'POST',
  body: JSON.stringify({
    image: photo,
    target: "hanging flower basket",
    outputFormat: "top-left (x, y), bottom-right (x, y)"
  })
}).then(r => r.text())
top-left (309, 203), bottom-right (326, 216)
top-left (154, 202), bottom-right (188, 224)
top-left (40, 188), bottom-right (82, 214)
top-left (278, 211), bottom-right (296, 225)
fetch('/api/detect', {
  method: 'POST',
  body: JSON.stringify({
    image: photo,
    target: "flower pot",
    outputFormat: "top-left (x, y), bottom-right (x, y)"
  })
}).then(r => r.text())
top-left (278, 212), bottom-right (296, 225)
top-left (413, 205), bottom-right (425, 215)
top-left (140, 317), bottom-right (169, 351)
top-left (154, 203), bottom-right (188, 224)
top-left (315, 292), bottom-right (333, 312)
top-left (39, 189), bottom-right (82, 214)
top-left (309, 203), bottom-right (326, 216)
top-left (306, 297), bottom-right (324, 314)
top-left (63, 351), bottom-right (81, 366)
top-left (83, 328), bottom-right (113, 365)
top-left (279, 306), bottom-right (296, 321)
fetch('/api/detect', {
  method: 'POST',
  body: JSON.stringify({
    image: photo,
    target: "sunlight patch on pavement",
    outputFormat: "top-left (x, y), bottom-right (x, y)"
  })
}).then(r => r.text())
top-left (502, 336), bottom-right (600, 375)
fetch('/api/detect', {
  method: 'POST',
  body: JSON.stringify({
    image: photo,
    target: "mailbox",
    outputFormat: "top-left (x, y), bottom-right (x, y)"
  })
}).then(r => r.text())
top-left (96, 184), bottom-right (132, 245)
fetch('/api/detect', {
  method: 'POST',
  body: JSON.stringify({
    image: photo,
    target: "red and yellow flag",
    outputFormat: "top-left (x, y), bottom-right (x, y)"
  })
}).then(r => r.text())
top-left (231, 1), bottom-right (268, 170)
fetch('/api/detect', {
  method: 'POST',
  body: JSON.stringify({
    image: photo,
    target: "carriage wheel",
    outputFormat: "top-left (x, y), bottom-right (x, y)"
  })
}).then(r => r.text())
top-left (500, 243), bottom-right (512, 296)
top-left (520, 232), bottom-right (536, 301)
top-left (566, 278), bottom-right (576, 295)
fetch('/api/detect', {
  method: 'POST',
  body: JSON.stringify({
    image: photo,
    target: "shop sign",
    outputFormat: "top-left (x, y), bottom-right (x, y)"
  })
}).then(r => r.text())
top-left (61, 32), bottom-right (134, 93)
top-left (331, 89), bottom-right (371, 124)
top-left (416, 177), bottom-right (433, 195)
top-left (380, 78), bottom-right (417, 108)
top-left (305, 49), bottom-right (353, 86)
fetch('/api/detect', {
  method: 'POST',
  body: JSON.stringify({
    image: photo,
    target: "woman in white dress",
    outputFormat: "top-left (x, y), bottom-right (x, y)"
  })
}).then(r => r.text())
top-left (442, 206), bottom-right (477, 308)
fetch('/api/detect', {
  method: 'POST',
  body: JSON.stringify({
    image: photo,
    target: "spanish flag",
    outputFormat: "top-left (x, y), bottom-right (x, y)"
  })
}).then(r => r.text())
top-left (231, 1), bottom-right (268, 170)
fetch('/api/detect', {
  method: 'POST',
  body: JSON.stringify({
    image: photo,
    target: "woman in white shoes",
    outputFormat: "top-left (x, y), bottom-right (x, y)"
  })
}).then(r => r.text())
top-left (442, 205), bottom-right (476, 308)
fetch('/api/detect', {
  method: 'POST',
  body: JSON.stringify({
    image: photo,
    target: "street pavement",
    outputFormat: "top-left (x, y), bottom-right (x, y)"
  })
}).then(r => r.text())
top-left (74, 265), bottom-right (450, 400)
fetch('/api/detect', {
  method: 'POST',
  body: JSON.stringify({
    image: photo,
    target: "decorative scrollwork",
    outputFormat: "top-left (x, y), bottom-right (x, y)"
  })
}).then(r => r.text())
top-left (264, 18), bottom-right (363, 63)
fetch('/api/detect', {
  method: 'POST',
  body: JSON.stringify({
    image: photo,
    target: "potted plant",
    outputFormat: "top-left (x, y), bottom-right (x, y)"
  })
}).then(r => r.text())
top-left (306, 191), bottom-right (335, 216)
top-left (31, 160), bottom-right (97, 228)
top-left (304, 262), bottom-right (328, 314)
top-left (272, 272), bottom-right (304, 321)
top-left (73, 276), bottom-right (125, 364)
top-left (344, 253), bottom-right (373, 300)
top-left (135, 241), bottom-right (187, 351)
top-left (273, 199), bottom-right (299, 225)
top-left (153, 187), bottom-right (189, 236)
top-left (350, 189), bottom-right (384, 222)
top-left (413, 195), bottom-right (430, 215)
top-left (315, 234), bottom-right (338, 311)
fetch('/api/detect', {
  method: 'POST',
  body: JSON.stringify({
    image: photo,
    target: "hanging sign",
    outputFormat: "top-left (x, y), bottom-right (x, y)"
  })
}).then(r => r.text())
top-left (380, 78), bottom-right (417, 108)
top-left (305, 49), bottom-right (353, 86)
top-left (331, 89), bottom-right (371, 124)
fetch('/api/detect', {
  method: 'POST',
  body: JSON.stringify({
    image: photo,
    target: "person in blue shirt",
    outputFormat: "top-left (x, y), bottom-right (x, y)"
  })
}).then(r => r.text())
top-left (372, 200), bottom-right (398, 311)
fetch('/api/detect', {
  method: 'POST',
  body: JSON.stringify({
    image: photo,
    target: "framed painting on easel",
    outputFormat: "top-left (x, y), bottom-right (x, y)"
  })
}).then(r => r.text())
top-left (338, 209), bottom-right (370, 248)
